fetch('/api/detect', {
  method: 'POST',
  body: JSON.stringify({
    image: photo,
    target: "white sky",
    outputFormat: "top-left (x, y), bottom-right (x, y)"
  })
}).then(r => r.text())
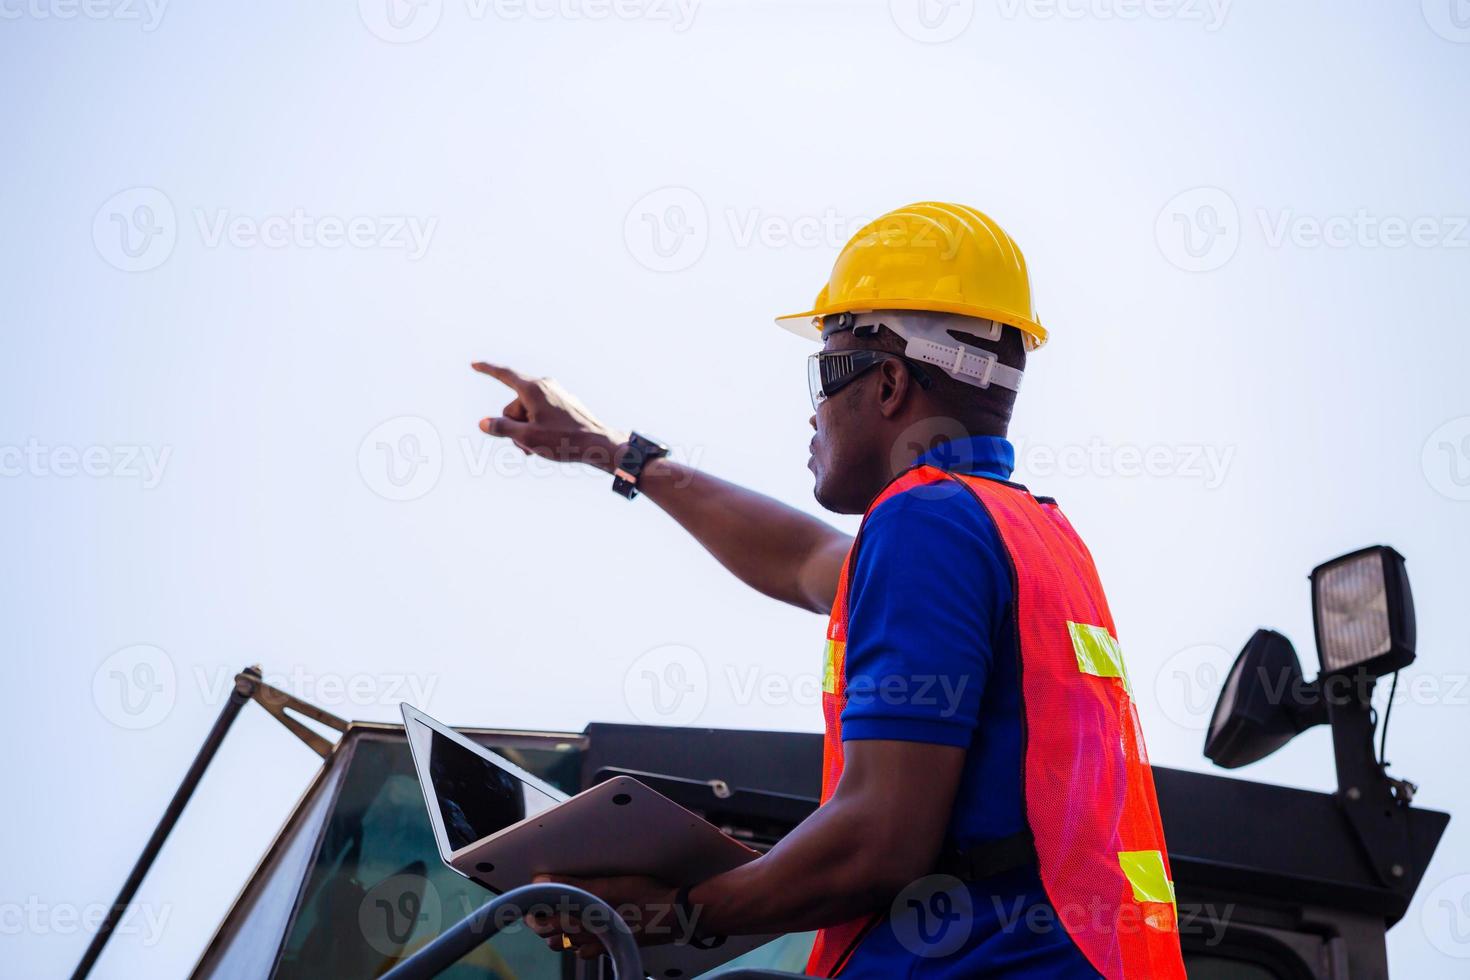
top-left (3, 0), bottom-right (1468, 976)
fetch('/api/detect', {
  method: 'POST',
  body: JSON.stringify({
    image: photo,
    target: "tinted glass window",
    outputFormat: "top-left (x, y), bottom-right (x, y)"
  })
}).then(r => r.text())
top-left (275, 737), bottom-right (578, 980)
top-left (270, 732), bottom-right (815, 979)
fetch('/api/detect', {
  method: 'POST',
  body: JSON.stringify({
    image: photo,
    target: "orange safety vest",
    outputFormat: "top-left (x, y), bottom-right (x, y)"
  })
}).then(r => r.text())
top-left (806, 466), bottom-right (1186, 979)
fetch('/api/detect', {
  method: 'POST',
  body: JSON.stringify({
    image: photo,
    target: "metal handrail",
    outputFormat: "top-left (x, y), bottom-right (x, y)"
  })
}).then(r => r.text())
top-left (378, 883), bottom-right (643, 980)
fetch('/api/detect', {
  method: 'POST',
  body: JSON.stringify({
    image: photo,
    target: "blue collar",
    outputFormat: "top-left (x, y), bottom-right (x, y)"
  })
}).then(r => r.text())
top-left (913, 434), bottom-right (1015, 480)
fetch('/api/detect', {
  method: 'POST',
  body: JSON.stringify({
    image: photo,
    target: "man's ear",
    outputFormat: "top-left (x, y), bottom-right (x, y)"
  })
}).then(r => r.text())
top-left (875, 358), bottom-right (915, 420)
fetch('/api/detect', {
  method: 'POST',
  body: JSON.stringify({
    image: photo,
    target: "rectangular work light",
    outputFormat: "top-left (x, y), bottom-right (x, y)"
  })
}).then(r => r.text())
top-left (1310, 545), bottom-right (1416, 677)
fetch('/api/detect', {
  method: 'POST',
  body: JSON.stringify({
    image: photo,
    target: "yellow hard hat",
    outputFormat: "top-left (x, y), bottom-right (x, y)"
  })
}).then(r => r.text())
top-left (776, 201), bottom-right (1047, 349)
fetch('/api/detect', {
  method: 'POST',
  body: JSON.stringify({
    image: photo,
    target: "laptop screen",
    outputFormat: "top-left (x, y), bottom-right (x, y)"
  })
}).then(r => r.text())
top-left (426, 729), bottom-right (562, 852)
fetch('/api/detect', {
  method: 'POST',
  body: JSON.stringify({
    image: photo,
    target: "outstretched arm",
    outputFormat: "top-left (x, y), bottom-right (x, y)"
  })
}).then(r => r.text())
top-left (472, 362), bottom-right (850, 614)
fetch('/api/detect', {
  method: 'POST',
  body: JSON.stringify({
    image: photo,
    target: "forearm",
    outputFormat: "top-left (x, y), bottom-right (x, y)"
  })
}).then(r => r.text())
top-left (530, 743), bottom-right (963, 956)
top-left (685, 794), bottom-right (925, 936)
top-left (633, 453), bottom-right (850, 614)
top-left (681, 740), bottom-right (964, 938)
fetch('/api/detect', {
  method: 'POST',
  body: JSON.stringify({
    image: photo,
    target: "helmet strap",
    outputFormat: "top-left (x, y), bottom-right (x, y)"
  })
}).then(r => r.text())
top-left (830, 310), bottom-right (1024, 392)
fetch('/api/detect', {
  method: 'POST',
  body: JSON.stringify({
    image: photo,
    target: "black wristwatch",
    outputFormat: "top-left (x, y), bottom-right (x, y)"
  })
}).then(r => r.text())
top-left (612, 432), bottom-right (669, 499)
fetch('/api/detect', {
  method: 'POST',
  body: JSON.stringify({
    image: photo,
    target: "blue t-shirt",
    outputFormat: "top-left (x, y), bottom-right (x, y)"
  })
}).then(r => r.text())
top-left (837, 436), bottom-right (1099, 979)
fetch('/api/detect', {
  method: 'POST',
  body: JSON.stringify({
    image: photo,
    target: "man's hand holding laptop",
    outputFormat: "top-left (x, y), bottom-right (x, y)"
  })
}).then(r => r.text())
top-left (524, 873), bottom-right (686, 959)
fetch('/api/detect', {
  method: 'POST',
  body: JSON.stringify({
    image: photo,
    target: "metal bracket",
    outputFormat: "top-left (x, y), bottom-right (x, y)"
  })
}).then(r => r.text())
top-left (237, 670), bottom-right (348, 758)
top-left (1327, 675), bottom-right (1417, 893)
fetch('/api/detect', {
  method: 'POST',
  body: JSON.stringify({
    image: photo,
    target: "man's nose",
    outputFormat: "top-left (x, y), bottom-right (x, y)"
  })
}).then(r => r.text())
top-left (809, 414), bottom-right (817, 431)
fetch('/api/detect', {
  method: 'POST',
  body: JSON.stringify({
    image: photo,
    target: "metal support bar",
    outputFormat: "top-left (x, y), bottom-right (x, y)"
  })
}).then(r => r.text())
top-left (1327, 677), bottom-right (1415, 894)
top-left (379, 883), bottom-right (643, 980)
top-left (70, 666), bottom-right (263, 980)
top-left (246, 671), bottom-right (349, 758)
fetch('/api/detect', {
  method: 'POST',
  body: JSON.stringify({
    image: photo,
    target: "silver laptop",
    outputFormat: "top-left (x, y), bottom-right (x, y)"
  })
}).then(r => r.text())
top-left (401, 703), bottom-right (777, 977)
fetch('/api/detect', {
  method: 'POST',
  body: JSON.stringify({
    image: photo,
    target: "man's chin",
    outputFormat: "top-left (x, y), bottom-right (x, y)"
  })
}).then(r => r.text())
top-left (810, 471), bottom-right (834, 511)
top-left (812, 475), bottom-right (863, 516)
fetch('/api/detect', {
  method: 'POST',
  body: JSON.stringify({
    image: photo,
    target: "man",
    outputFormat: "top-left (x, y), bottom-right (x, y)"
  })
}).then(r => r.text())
top-left (473, 202), bottom-right (1186, 978)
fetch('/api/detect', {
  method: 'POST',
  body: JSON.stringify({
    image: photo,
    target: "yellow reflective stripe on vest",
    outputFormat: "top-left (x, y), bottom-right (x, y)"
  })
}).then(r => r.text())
top-left (822, 639), bottom-right (843, 695)
top-left (1068, 621), bottom-right (1132, 695)
top-left (1118, 850), bottom-right (1176, 906)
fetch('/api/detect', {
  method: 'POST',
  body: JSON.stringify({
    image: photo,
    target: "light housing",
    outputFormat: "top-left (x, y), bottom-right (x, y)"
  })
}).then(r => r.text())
top-left (1310, 545), bottom-right (1415, 677)
top-left (1202, 546), bottom-right (1425, 892)
top-left (1204, 629), bottom-right (1327, 769)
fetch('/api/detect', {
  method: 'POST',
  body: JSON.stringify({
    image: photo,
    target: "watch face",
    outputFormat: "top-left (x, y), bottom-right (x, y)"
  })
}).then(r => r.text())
top-left (626, 432), bottom-right (668, 466)
top-left (631, 432), bottom-right (667, 455)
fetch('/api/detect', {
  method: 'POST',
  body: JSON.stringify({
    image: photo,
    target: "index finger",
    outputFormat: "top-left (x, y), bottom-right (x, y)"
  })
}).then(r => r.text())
top-left (471, 361), bottom-right (535, 394)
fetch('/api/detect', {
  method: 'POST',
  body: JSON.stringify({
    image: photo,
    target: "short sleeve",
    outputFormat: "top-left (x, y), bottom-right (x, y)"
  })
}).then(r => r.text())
top-left (838, 484), bottom-right (1012, 747)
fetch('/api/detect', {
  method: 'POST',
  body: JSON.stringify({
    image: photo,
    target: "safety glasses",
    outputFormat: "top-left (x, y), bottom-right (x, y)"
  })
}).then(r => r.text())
top-left (807, 350), bottom-right (931, 410)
